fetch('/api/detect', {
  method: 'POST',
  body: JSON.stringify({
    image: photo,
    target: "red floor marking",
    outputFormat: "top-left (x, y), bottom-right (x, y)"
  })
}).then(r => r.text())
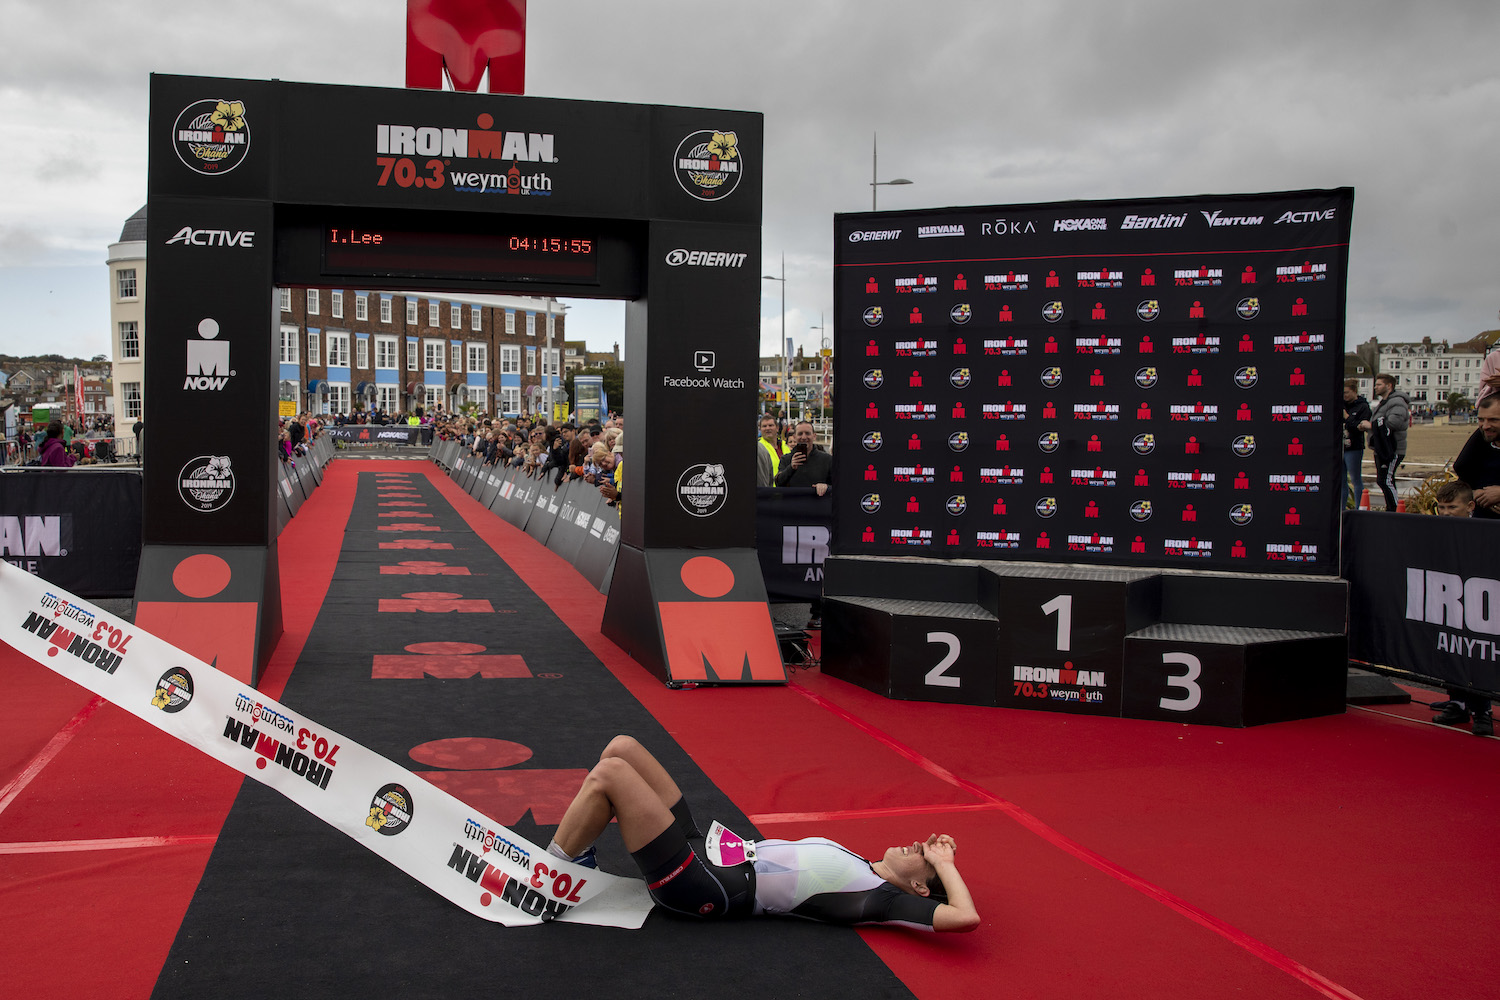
top-left (0, 695), bottom-right (107, 817)
top-left (750, 802), bottom-right (1007, 824)
top-left (0, 835), bottom-right (218, 855)
top-left (789, 682), bottom-right (1368, 1000)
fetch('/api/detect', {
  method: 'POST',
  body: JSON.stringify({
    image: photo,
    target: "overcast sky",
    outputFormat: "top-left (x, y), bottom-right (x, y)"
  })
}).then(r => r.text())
top-left (1, 0), bottom-right (1496, 364)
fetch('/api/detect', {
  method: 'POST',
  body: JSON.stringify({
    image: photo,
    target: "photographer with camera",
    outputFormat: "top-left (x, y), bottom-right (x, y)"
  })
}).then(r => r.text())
top-left (773, 421), bottom-right (831, 494)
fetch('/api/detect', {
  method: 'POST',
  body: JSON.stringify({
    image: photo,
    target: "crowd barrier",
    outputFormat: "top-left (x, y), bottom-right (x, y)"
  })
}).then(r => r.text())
top-left (1343, 510), bottom-right (1500, 698)
top-left (430, 440), bottom-right (622, 593)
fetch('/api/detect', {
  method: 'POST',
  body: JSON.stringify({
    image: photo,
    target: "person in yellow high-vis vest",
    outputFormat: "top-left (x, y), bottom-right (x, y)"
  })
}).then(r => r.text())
top-left (756, 414), bottom-right (786, 487)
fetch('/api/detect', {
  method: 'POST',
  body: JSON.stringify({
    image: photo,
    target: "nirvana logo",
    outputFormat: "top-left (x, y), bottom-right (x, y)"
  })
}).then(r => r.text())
top-left (173, 99), bottom-right (250, 175)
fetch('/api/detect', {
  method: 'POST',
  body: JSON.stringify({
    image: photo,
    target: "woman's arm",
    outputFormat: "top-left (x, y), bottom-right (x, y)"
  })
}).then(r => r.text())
top-left (925, 835), bottom-right (980, 932)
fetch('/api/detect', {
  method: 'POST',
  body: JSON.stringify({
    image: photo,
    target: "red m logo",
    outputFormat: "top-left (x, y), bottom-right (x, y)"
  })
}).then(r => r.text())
top-left (407, 0), bottom-right (527, 94)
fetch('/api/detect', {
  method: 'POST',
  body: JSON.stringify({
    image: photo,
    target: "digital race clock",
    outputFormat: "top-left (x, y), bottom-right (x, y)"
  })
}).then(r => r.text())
top-left (323, 224), bottom-right (599, 284)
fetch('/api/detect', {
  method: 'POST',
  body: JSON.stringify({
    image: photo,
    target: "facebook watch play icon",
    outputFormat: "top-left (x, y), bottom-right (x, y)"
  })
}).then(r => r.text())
top-left (185, 318), bottom-right (233, 391)
top-left (694, 351), bottom-right (716, 372)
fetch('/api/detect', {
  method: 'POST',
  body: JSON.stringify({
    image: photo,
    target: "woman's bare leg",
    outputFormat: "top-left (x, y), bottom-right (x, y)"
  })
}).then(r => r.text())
top-left (598, 735), bottom-right (684, 810)
top-left (553, 756), bottom-right (674, 856)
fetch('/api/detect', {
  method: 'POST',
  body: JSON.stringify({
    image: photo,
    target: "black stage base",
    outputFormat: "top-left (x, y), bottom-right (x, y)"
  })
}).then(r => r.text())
top-left (821, 555), bottom-right (1346, 728)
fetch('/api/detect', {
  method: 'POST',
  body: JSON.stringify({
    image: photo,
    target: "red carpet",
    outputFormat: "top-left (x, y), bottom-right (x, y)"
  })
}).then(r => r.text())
top-left (3, 458), bottom-right (1497, 999)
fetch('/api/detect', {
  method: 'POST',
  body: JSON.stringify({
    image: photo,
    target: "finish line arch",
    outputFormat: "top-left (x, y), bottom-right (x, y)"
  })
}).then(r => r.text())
top-left (140, 74), bottom-right (783, 687)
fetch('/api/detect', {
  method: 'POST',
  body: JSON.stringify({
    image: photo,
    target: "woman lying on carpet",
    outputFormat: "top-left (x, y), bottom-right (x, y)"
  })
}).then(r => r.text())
top-left (547, 736), bottom-right (980, 932)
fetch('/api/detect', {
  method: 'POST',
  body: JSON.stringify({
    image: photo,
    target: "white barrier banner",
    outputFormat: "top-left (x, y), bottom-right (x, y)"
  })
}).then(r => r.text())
top-left (0, 561), bottom-right (652, 928)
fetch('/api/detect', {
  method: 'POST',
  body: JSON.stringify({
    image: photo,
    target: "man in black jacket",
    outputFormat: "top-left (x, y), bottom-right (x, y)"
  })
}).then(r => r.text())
top-left (1342, 380), bottom-right (1371, 508)
top-left (1453, 394), bottom-right (1500, 519)
top-left (773, 421), bottom-right (832, 495)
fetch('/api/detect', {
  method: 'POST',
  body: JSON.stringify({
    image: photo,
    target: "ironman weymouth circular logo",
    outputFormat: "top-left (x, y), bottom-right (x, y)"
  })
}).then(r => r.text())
top-left (677, 464), bottom-right (728, 517)
top-left (151, 668), bottom-right (194, 713)
top-left (179, 456), bottom-right (236, 512)
top-left (674, 130), bottom-right (742, 201)
top-left (367, 784), bottom-right (414, 836)
top-left (173, 99), bottom-right (250, 175)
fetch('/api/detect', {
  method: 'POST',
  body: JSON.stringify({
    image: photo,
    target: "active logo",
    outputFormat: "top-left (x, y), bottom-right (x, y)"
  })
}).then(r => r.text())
top-left (677, 464), bottom-right (728, 517)
top-left (185, 318), bottom-right (233, 391)
top-left (166, 227), bottom-right (255, 247)
top-left (675, 130), bottom-right (741, 201)
top-left (173, 99), bottom-right (250, 175)
top-left (179, 455), bottom-right (236, 512)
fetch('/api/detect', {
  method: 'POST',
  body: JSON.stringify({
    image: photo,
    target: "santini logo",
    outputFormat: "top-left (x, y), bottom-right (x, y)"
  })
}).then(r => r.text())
top-left (166, 227), bottom-right (255, 247)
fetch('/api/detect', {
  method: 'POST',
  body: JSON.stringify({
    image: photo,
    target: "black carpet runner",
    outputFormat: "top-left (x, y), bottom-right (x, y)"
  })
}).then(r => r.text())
top-left (151, 469), bottom-right (915, 999)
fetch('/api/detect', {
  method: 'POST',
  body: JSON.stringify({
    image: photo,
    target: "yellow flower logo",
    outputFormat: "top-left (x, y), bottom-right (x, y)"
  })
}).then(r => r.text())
top-left (211, 101), bottom-right (245, 133)
top-left (151, 688), bottom-right (170, 708)
top-left (366, 806), bottom-right (388, 831)
top-left (707, 131), bottom-right (738, 161)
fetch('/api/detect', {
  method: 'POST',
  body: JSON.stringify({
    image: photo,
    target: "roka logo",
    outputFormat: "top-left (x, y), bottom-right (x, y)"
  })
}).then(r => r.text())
top-left (185, 318), bottom-right (233, 390)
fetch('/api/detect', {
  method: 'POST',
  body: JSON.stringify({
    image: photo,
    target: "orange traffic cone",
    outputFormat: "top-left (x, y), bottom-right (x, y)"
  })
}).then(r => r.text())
top-left (1396, 499), bottom-right (1407, 513)
top-left (1359, 488), bottom-right (1370, 509)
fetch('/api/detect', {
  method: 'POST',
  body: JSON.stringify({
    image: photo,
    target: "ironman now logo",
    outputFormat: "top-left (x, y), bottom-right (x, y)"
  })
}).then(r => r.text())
top-left (186, 318), bottom-right (234, 391)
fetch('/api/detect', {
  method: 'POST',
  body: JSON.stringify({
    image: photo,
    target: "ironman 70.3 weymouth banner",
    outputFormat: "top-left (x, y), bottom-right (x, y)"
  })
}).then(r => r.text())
top-left (0, 561), bottom-right (652, 928)
top-left (833, 189), bottom-right (1353, 574)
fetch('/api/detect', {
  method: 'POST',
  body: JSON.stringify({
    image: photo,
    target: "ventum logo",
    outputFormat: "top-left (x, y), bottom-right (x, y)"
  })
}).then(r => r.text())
top-left (185, 318), bottom-right (234, 391)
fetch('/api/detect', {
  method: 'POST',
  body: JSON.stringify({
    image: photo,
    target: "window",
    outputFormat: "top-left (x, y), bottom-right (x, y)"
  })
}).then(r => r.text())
top-left (376, 336), bottom-right (397, 369)
top-left (280, 288), bottom-right (291, 312)
top-left (308, 330), bottom-right (321, 366)
top-left (451, 343), bottom-right (462, 372)
top-left (380, 297), bottom-right (391, 323)
top-left (119, 321), bottom-right (140, 359)
top-left (424, 339), bottom-right (445, 371)
top-left (123, 382), bottom-right (142, 419)
top-left (505, 311), bottom-right (515, 335)
top-left (407, 340), bottom-right (418, 371)
top-left (500, 345), bottom-right (521, 374)
top-left (356, 337), bottom-right (369, 369)
top-left (1439, 375), bottom-right (1449, 387)
top-left (280, 326), bottom-right (299, 364)
top-left (355, 294), bottom-right (368, 321)
top-left (471, 306), bottom-right (482, 332)
top-left (406, 299), bottom-right (418, 325)
top-left (117, 268), bottom-right (137, 299)
top-left (1417, 374), bottom-right (1428, 386)
top-left (526, 313), bottom-right (536, 337)
top-left (328, 384), bottom-right (351, 414)
top-left (466, 386), bottom-right (487, 407)
top-left (327, 332), bottom-right (350, 367)
top-left (331, 291), bottom-right (344, 319)
top-left (425, 385), bottom-right (444, 411)
top-left (428, 301), bottom-right (440, 326)
top-left (451, 303), bottom-right (462, 330)
top-left (376, 386), bottom-right (399, 413)
top-left (467, 343), bottom-right (487, 373)
top-left (526, 348), bottom-right (536, 375)
top-left (1420, 360), bottom-right (1429, 370)
top-left (307, 289), bottom-right (320, 314)
top-left (566, 347), bottom-right (577, 357)
top-left (500, 386), bottom-right (521, 415)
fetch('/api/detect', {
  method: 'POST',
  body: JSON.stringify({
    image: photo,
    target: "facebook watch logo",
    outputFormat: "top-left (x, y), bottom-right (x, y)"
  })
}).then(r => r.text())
top-left (185, 318), bottom-right (234, 391)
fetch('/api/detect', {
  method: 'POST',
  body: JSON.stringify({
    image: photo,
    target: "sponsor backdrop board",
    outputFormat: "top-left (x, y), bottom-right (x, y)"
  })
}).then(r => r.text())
top-left (833, 190), bottom-right (1353, 574)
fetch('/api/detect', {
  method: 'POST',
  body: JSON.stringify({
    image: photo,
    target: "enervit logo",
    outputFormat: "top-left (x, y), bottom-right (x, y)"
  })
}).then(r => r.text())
top-left (185, 318), bottom-right (233, 391)
top-left (173, 99), bottom-right (250, 175)
top-left (676, 465), bottom-right (728, 517)
top-left (848, 229), bottom-right (901, 242)
top-left (166, 227), bottom-right (255, 247)
top-left (665, 249), bottom-right (747, 267)
top-left (178, 456), bottom-right (236, 512)
top-left (1201, 210), bottom-right (1264, 227)
top-left (674, 130), bottom-right (742, 201)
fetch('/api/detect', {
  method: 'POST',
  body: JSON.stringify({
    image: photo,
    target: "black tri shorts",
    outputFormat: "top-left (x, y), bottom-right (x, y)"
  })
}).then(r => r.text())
top-left (631, 825), bottom-right (755, 919)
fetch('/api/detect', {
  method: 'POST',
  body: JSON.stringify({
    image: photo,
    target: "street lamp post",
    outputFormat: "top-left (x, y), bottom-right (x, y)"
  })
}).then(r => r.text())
top-left (871, 133), bottom-right (913, 211)
top-left (762, 255), bottom-right (787, 422)
top-left (810, 314), bottom-right (828, 429)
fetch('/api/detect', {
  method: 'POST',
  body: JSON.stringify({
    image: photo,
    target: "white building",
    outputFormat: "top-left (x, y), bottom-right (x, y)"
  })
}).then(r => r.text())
top-left (106, 206), bottom-right (147, 440)
top-left (1374, 337), bottom-right (1493, 408)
